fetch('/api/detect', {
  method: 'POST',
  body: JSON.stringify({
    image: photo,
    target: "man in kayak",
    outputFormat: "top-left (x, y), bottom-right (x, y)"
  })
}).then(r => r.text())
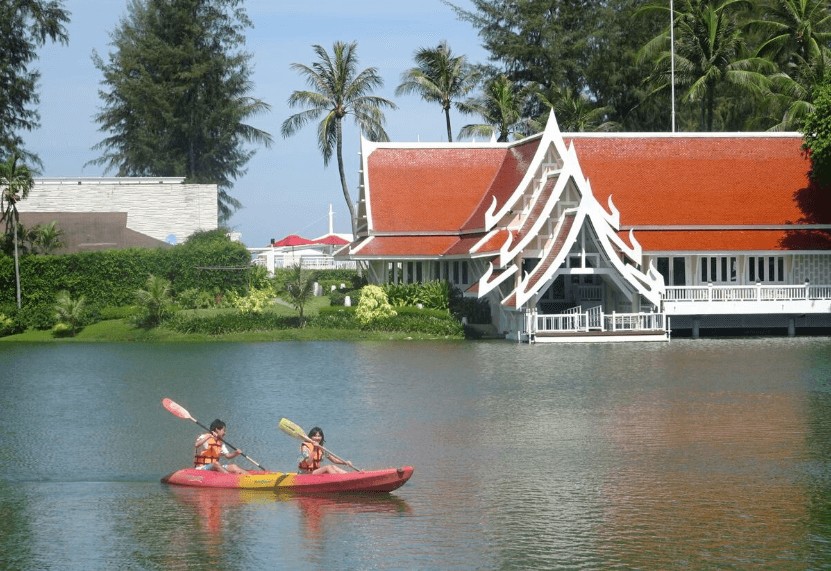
top-left (194, 419), bottom-right (248, 474)
top-left (298, 426), bottom-right (354, 474)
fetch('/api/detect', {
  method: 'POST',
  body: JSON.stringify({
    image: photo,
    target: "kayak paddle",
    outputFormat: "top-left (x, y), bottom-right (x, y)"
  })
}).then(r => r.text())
top-left (278, 417), bottom-right (361, 472)
top-left (162, 397), bottom-right (267, 471)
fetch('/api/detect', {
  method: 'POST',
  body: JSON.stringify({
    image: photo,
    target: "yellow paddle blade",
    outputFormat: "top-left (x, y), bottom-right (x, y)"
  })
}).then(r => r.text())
top-left (278, 417), bottom-right (307, 440)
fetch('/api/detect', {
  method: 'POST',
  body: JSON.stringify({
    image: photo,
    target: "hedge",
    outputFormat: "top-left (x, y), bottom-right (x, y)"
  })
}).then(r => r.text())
top-left (0, 231), bottom-right (252, 329)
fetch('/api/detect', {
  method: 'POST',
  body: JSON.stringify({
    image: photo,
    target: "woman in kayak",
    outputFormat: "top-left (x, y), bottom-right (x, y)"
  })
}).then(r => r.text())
top-left (194, 419), bottom-right (248, 474)
top-left (298, 426), bottom-right (353, 474)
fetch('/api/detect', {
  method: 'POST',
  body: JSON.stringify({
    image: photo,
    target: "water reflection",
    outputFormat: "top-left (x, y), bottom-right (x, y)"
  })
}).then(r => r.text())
top-left (2, 339), bottom-right (831, 569)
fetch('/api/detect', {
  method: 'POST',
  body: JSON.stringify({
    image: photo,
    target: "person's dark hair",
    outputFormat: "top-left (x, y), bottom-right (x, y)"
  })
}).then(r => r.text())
top-left (308, 426), bottom-right (325, 443)
top-left (209, 419), bottom-right (226, 432)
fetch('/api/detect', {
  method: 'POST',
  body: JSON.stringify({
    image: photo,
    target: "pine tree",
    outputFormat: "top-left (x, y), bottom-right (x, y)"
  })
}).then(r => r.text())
top-left (90, 0), bottom-right (272, 221)
top-left (0, 1), bottom-right (69, 166)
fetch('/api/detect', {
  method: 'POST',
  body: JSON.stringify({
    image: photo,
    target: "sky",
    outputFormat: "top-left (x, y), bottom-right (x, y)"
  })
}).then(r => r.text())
top-left (28, 0), bottom-right (489, 248)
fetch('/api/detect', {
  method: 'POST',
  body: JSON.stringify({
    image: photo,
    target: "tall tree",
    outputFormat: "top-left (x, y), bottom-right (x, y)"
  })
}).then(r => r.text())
top-left (802, 74), bottom-right (831, 186)
top-left (0, 154), bottom-right (34, 308)
top-left (640, 0), bottom-right (772, 131)
top-left (0, 0), bottom-right (69, 165)
top-left (444, 0), bottom-right (666, 131)
top-left (536, 85), bottom-right (620, 132)
top-left (748, 0), bottom-right (831, 130)
top-left (396, 41), bottom-right (479, 142)
top-left (281, 41), bottom-right (396, 236)
top-left (458, 75), bottom-right (534, 141)
top-left (90, 0), bottom-right (272, 221)
top-left (444, 0), bottom-right (599, 96)
top-left (749, 0), bottom-right (831, 68)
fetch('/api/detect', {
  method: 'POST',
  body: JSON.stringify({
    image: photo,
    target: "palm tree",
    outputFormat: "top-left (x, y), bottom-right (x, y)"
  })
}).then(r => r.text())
top-left (747, 0), bottom-right (831, 130)
top-left (536, 85), bottom-right (620, 132)
top-left (458, 75), bottom-right (535, 142)
top-left (54, 290), bottom-right (86, 336)
top-left (283, 264), bottom-right (314, 325)
top-left (766, 53), bottom-right (826, 130)
top-left (30, 221), bottom-right (64, 254)
top-left (135, 274), bottom-right (173, 328)
top-left (748, 0), bottom-right (831, 68)
top-left (0, 154), bottom-right (34, 309)
top-left (639, 0), bottom-right (772, 131)
top-left (282, 42), bottom-right (396, 236)
top-left (396, 41), bottom-right (479, 142)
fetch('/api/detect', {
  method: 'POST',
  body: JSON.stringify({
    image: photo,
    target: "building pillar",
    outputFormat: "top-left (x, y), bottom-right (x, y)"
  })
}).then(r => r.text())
top-left (692, 317), bottom-right (700, 339)
top-left (788, 317), bottom-right (796, 337)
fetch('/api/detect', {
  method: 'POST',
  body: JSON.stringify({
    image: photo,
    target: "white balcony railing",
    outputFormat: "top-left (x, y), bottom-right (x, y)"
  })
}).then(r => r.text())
top-left (532, 309), bottom-right (666, 334)
top-left (663, 283), bottom-right (831, 303)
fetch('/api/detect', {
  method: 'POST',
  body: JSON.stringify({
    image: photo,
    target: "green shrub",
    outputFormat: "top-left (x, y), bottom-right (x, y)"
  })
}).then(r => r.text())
top-left (51, 322), bottom-right (73, 337)
top-left (0, 313), bottom-right (16, 336)
top-left (384, 280), bottom-right (451, 311)
top-left (355, 285), bottom-right (397, 325)
top-left (0, 232), bottom-right (251, 311)
top-left (449, 291), bottom-right (492, 324)
top-left (329, 289), bottom-right (361, 307)
top-left (16, 304), bottom-right (54, 330)
top-left (168, 311), bottom-right (300, 335)
top-left (314, 304), bottom-right (463, 336)
top-left (232, 286), bottom-right (274, 315)
top-left (98, 305), bottom-right (136, 320)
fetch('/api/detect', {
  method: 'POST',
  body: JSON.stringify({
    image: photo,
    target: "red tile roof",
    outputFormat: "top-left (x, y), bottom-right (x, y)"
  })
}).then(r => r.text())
top-left (356, 132), bottom-right (830, 257)
top-left (566, 135), bottom-right (813, 226)
top-left (629, 229), bottom-right (831, 251)
top-left (353, 235), bottom-right (459, 257)
top-left (366, 138), bottom-right (541, 234)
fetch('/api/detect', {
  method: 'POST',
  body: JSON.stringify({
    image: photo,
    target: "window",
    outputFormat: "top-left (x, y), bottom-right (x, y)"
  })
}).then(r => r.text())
top-left (657, 257), bottom-right (687, 286)
top-left (700, 256), bottom-right (738, 283)
top-left (444, 261), bottom-right (469, 286)
top-left (748, 256), bottom-right (785, 283)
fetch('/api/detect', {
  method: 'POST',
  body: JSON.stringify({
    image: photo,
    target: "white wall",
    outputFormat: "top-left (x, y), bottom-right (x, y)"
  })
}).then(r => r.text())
top-left (19, 177), bottom-right (218, 245)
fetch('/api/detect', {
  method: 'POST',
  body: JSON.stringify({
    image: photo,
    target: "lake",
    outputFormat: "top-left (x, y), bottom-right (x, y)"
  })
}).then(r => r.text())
top-left (2, 338), bottom-right (831, 569)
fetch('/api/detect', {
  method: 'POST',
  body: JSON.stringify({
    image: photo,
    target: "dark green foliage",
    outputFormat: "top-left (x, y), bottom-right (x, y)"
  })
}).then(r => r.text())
top-left (315, 305), bottom-right (464, 336)
top-left (90, 0), bottom-right (272, 220)
top-left (328, 289), bottom-right (361, 307)
top-left (449, 292), bottom-right (492, 324)
top-left (384, 280), bottom-right (451, 311)
top-left (168, 311), bottom-right (301, 334)
top-left (448, 0), bottom-right (831, 132)
top-left (0, 234), bottom-right (251, 312)
top-left (803, 75), bottom-right (831, 186)
top-left (0, 1), bottom-right (69, 164)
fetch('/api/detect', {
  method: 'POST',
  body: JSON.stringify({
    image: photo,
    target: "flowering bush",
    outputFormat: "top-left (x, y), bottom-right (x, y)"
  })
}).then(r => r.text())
top-left (355, 285), bottom-right (397, 325)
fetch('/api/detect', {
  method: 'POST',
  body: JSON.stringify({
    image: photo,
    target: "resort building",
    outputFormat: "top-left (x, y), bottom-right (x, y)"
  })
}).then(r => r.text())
top-left (18, 177), bottom-right (218, 252)
top-left (339, 113), bottom-right (831, 342)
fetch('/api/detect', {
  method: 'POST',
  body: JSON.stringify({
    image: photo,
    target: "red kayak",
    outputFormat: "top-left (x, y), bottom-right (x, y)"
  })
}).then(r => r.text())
top-left (161, 466), bottom-right (414, 493)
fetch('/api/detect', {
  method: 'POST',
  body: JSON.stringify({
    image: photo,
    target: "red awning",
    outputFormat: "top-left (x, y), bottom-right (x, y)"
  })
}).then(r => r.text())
top-left (272, 234), bottom-right (316, 247)
top-left (314, 234), bottom-right (350, 246)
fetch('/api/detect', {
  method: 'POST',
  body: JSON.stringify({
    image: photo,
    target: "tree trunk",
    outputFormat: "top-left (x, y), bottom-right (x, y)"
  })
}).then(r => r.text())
top-left (444, 107), bottom-right (453, 142)
top-left (13, 216), bottom-right (21, 309)
top-left (335, 119), bottom-right (358, 236)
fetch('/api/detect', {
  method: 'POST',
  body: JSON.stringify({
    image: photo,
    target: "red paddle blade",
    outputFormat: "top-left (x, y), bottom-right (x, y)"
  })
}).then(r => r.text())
top-left (162, 398), bottom-right (193, 421)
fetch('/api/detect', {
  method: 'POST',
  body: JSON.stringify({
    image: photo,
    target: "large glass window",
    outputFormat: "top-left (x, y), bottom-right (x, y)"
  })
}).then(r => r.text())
top-left (657, 257), bottom-right (687, 286)
top-left (748, 256), bottom-right (785, 283)
top-left (700, 256), bottom-right (738, 283)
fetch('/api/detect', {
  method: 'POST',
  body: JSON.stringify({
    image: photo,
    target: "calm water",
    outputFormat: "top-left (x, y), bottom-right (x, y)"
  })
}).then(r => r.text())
top-left (2, 338), bottom-right (831, 570)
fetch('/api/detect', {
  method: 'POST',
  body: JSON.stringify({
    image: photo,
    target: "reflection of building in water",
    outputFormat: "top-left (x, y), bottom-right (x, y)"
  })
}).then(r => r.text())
top-left (599, 392), bottom-right (807, 567)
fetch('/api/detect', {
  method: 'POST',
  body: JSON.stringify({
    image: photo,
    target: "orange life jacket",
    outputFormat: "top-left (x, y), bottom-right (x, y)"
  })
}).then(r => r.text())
top-left (194, 434), bottom-right (223, 467)
top-left (298, 441), bottom-right (323, 472)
